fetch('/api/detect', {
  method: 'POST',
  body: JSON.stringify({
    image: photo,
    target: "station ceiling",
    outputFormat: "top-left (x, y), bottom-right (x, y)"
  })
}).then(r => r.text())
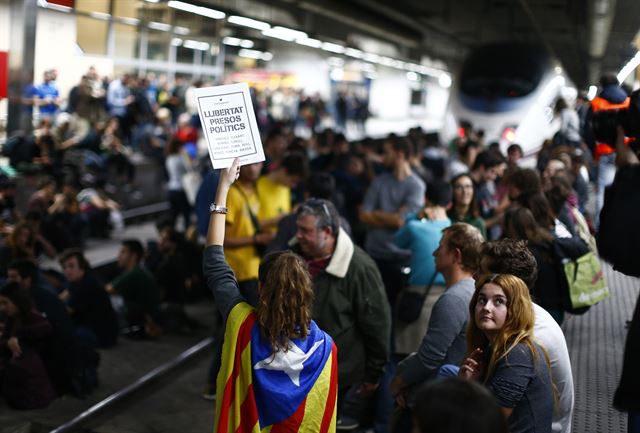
top-left (217, 0), bottom-right (640, 88)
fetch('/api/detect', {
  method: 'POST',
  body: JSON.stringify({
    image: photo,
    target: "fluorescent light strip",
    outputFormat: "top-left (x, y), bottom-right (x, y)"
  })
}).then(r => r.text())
top-left (618, 51), bottom-right (640, 83)
top-left (225, 14), bottom-right (451, 79)
top-left (168, 1), bottom-right (225, 20)
top-left (296, 37), bottom-right (323, 48)
top-left (174, 26), bottom-right (190, 35)
top-left (222, 37), bottom-right (254, 48)
top-left (149, 21), bottom-right (172, 31)
top-left (238, 49), bottom-right (272, 61)
top-left (228, 15), bottom-right (271, 31)
top-left (223, 37), bottom-right (242, 46)
top-left (345, 48), bottom-right (363, 58)
top-left (183, 40), bottom-right (210, 50)
top-left (363, 53), bottom-right (381, 63)
top-left (321, 42), bottom-right (345, 54)
top-left (238, 48), bottom-right (263, 59)
top-left (171, 38), bottom-right (183, 46)
top-left (263, 26), bottom-right (308, 42)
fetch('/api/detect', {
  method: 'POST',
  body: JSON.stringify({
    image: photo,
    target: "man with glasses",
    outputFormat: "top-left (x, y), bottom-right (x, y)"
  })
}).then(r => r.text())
top-left (293, 198), bottom-right (391, 431)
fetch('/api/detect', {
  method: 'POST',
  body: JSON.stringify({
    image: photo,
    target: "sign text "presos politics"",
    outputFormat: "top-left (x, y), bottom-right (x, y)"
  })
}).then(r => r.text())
top-left (202, 106), bottom-right (246, 133)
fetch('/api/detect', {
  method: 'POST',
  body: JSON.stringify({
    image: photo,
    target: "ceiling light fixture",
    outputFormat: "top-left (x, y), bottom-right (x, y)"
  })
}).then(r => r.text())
top-left (262, 26), bottom-right (308, 42)
top-left (168, 1), bottom-right (225, 20)
top-left (295, 37), bottom-right (323, 48)
top-left (148, 21), bottom-right (172, 31)
top-left (174, 26), bottom-right (190, 35)
top-left (228, 15), bottom-right (271, 31)
top-left (321, 42), bottom-right (345, 54)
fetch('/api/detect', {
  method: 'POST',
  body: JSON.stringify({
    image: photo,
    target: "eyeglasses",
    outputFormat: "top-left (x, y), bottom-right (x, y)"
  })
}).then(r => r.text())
top-left (302, 199), bottom-right (333, 227)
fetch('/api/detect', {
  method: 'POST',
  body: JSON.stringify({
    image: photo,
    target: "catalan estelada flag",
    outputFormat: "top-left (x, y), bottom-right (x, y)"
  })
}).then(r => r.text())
top-left (214, 302), bottom-right (338, 433)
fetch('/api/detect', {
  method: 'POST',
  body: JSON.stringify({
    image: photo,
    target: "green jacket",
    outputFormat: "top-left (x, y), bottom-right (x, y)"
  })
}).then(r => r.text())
top-left (295, 228), bottom-right (391, 389)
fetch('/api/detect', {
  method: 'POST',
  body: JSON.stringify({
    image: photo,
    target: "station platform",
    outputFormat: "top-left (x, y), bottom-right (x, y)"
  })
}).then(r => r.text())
top-left (2, 233), bottom-right (635, 433)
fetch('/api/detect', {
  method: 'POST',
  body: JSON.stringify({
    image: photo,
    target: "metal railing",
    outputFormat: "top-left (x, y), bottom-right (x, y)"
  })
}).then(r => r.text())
top-left (49, 337), bottom-right (215, 433)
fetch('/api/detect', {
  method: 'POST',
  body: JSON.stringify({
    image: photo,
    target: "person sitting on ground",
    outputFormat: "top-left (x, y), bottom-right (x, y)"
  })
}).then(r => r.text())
top-left (59, 249), bottom-right (118, 348)
top-left (448, 173), bottom-right (487, 238)
top-left (390, 223), bottom-right (484, 433)
top-left (0, 282), bottom-right (57, 409)
top-left (459, 273), bottom-right (554, 433)
top-left (47, 179), bottom-right (87, 250)
top-left (412, 377), bottom-right (508, 433)
top-left (0, 222), bottom-right (45, 277)
top-left (7, 259), bottom-right (76, 392)
top-left (479, 239), bottom-right (574, 433)
top-left (203, 158), bottom-right (338, 432)
top-left (106, 239), bottom-right (162, 338)
top-left (77, 177), bottom-right (124, 238)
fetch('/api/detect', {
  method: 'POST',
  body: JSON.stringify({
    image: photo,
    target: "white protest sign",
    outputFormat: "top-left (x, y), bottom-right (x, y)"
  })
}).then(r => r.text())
top-left (194, 82), bottom-right (265, 169)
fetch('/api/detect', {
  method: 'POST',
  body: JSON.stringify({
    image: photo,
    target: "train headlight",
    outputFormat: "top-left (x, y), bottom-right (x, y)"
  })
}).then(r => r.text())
top-left (502, 127), bottom-right (516, 143)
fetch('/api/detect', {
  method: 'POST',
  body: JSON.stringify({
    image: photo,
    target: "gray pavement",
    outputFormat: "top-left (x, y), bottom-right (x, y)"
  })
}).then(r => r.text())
top-left (0, 301), bottom-right (218, 433)
top-left (564, 261), bottom-right (638, 433)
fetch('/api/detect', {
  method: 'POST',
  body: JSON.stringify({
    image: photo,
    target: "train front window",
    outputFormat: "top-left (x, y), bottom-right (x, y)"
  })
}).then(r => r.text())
top-left (460, 45), bottom-right (547, 98)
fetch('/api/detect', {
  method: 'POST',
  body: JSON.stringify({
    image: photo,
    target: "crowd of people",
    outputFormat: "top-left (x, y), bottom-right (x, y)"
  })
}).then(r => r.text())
top-left (0, 67), bottom-right (636, 433)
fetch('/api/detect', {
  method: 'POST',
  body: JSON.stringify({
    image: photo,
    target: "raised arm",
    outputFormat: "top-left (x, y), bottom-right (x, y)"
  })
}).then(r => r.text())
top-left (207, 159), bottom-right (241, 247)
top-left (203, 159), bottom-right (246, 319)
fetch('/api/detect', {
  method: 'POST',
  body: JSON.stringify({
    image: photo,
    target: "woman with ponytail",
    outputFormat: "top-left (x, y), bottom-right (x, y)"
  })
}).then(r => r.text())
top-left (204, 159), bottom-right (338, 433)
top-left (459, 273), bottom-right (555, 433)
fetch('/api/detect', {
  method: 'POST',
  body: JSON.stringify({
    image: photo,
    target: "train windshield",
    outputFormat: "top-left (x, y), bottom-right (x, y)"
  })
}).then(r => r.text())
top-left (460, 44), bottom-right (549, 98)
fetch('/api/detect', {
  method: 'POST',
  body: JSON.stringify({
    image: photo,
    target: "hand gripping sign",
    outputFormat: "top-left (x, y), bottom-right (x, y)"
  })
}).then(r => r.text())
top-left (195, 82), bottom-right (265, 169)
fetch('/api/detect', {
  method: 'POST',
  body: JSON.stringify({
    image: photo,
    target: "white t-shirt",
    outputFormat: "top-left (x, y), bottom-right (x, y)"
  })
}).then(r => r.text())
top-left (533, 303), bottom-right (574, 433)
top-left (165, 154), bottom-right (186, 191)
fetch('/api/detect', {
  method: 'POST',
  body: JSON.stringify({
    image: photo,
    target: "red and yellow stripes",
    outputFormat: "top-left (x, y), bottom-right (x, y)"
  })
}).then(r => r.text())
top-left (214, 302), bottom-right (338, 433)
top-left (214, 302), bottom-right (259, 433)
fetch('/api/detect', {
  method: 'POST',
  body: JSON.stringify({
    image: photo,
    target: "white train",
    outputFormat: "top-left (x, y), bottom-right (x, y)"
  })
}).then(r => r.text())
top-left (441, 43), bottom-right (576, 163)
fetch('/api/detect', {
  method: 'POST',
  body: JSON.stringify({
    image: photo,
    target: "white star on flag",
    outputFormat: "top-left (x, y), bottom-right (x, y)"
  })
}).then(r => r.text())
top-left (254, 339), bottom-right (324, 386)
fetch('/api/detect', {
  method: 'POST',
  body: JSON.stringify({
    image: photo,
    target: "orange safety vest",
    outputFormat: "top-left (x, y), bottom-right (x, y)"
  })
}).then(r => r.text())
top-left (591, 96), bottom-right (632, 159)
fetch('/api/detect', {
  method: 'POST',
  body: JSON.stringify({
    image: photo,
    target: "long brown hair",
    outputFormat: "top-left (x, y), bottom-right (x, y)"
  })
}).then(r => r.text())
top-left (257, 251), bottom-right (314, 352)
top-left (467, 274), bottom-right (540, 381)
top-left (504, 207), bottom-right (553, 243)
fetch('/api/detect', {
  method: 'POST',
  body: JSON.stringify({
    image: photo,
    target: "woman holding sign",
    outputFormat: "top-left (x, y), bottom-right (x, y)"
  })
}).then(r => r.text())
top-left (203, 159), bottom-right (338, 433)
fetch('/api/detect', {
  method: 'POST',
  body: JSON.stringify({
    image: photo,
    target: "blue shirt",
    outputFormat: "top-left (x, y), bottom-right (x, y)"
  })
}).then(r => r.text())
top-left (394, 217), bottom-right (450, 286)
top-left (35, 81), bottom-right (59, 115)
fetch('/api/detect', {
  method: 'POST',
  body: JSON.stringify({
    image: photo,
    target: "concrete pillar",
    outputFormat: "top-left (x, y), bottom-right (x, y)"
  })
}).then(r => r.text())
top-left (7, 0), bottom-right (38, 135)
